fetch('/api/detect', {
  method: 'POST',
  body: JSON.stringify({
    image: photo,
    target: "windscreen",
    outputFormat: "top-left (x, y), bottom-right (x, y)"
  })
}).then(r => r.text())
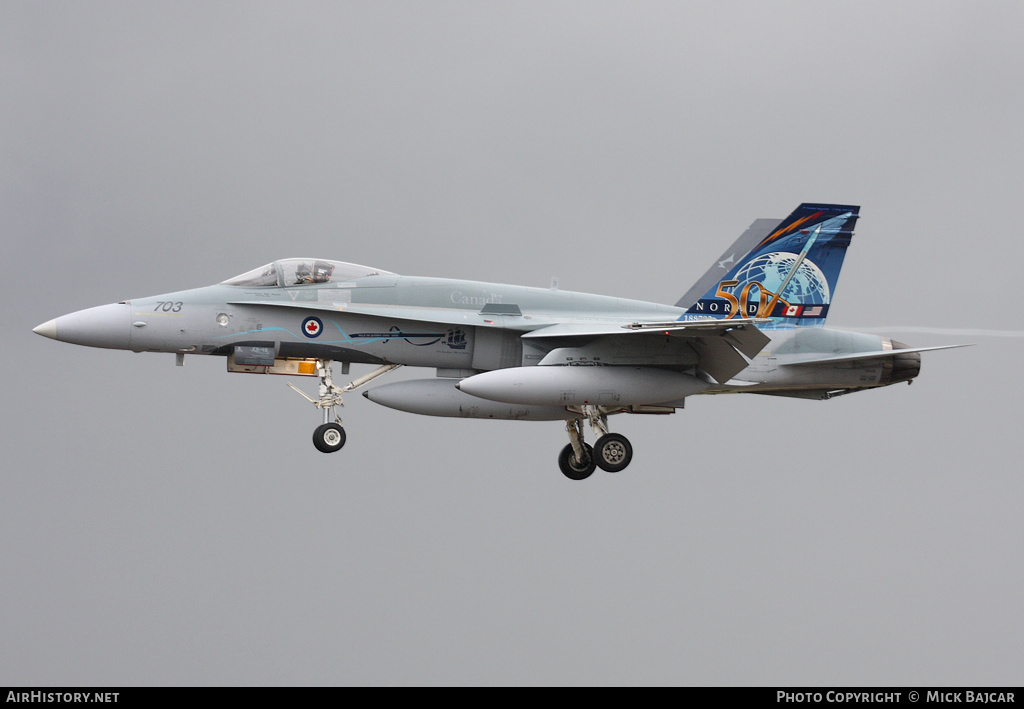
top-left (221, 259), bottom-right (393, 287)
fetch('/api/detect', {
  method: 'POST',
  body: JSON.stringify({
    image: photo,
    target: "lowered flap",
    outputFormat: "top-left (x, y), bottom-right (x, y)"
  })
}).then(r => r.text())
top-left (688, 336), bottom-right (752, 383)
top-left (722, 325), bottom-right (772, 359)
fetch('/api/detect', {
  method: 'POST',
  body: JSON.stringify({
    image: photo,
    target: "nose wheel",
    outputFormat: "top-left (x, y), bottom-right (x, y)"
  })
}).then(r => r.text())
top-left (313, 422), bottom-right (347, 453)
top-left (559, 408), bottom-right (633, 479)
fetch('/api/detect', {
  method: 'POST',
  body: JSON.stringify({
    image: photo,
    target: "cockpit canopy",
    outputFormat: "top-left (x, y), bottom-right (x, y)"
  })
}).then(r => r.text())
top-left (221, 258), bottom-right (394, 287)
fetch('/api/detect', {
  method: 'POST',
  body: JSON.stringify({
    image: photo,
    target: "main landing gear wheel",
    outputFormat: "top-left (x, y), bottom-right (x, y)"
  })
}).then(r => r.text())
top-left (594, 433), bottom-right (633, 473)
top-left (313, 422), bottom-right (346, 453)
top-left (560, 409), bottom-right (634, 479)
top-left (558, 443), bottom-right (597, 480)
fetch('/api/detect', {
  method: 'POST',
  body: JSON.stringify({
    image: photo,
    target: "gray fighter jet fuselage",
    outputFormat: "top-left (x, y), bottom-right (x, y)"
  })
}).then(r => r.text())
top-left (34, 205), bottom-right (967, 479)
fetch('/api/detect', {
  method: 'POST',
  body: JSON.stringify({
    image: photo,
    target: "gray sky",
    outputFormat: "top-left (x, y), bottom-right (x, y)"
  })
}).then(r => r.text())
top-left (3, 1), bottom-right (1021, 686)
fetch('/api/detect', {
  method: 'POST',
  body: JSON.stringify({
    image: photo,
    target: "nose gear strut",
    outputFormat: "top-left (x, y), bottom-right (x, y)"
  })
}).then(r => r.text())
top-left (287, 360), bottom-right (401, 453)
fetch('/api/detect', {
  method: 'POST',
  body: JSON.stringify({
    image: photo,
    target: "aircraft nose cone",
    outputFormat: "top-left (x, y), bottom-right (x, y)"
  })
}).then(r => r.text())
top-left (35, 303), bottom-right (132, 350)
top-left (33, 319), bottom-right (58, 339)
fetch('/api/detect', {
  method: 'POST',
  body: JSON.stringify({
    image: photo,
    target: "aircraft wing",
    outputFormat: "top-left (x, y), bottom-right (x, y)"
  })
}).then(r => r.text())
top-left (523, 318), bottom-right (772, 383)
top-left (229, 300), bottom-right (770, 383)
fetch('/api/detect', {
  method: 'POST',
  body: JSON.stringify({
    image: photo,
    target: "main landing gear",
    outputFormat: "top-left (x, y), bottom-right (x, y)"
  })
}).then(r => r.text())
top-left (288, 360), bottom-right (401, 453)
top-left (558, 406), bottom-right (633, 480)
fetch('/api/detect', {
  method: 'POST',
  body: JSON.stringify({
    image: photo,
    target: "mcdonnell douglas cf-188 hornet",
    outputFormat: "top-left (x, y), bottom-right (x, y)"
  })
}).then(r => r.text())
top-left (34, 203), bottom-right (967, 479)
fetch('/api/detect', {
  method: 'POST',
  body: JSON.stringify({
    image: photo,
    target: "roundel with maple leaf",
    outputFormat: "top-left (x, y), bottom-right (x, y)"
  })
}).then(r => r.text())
top-left (301, 316), bottom-right (323, 338)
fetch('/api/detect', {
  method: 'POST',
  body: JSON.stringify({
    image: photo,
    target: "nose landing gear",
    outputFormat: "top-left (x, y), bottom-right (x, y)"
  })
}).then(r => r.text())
top-left (288, 360), bottom-right (401, 453)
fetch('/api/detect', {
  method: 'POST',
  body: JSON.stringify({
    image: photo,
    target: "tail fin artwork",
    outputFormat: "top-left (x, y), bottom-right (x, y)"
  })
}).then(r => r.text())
top-left (680, 203), bottom-right (859, 327)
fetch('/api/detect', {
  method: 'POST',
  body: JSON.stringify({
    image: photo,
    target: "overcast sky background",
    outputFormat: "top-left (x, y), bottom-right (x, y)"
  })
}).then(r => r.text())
top-left (3, 1), bottom-right (1022, 686)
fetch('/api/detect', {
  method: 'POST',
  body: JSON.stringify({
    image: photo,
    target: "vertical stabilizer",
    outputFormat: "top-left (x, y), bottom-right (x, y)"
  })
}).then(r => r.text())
top-left (681, 203), bottom-right (859, 327)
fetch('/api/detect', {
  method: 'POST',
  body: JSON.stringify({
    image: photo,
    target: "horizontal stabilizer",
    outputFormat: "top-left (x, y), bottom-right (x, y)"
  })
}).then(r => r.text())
top-left (780, 343), bottom-right (972, 367)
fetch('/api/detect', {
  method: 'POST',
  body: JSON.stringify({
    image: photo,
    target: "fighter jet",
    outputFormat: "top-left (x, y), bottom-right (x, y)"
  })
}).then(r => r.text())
top-left (34, 203), bottom-right (966, 479)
